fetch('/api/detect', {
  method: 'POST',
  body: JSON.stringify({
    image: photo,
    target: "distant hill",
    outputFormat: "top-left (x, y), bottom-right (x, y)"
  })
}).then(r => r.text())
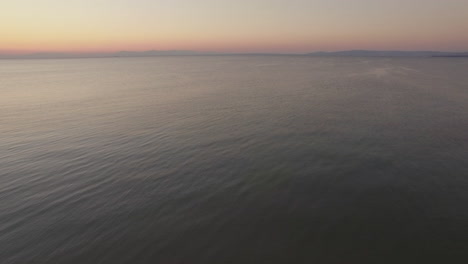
top-left (1, 50), bottom-right (468, 59)
top-left (306, 50), bottom-right (468, 57)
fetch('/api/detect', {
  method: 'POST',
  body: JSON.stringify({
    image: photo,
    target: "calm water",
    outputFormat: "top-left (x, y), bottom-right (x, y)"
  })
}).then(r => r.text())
top-left (1, 56), bottom-right (467, 263)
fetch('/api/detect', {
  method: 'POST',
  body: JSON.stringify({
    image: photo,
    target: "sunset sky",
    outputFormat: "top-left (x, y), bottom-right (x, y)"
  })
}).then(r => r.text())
top-left (1, 0), bottom-right (468, 54)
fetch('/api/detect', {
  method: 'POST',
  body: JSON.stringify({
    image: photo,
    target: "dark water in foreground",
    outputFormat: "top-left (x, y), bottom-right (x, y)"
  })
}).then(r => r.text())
top-left (1, 56), bottom-right (467, 263)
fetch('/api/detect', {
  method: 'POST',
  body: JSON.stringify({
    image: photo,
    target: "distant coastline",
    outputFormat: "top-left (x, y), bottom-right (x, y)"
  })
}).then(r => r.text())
top-left (431, 55), bottom-right (468, 58)
top-left (1, 50), bottom-right (468, 59)
top-left (306, 50), bottom-right (468, 57)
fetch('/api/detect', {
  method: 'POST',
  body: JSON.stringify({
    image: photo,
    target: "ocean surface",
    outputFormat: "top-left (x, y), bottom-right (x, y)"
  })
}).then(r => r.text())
top-left (1, 56), bottom-right (467, 263)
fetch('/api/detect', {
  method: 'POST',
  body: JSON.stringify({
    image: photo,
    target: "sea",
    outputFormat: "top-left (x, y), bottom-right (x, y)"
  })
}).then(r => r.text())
top-left (1, 56), bottom-right (467, 263)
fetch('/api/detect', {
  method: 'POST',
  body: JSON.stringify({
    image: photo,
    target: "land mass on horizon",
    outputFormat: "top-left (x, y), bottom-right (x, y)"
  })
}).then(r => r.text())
top-left (1, 50), bottom-right (468, 59)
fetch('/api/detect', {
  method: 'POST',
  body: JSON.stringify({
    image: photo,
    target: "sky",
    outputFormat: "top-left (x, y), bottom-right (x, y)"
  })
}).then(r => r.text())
top-left (1, 0), bottom-right (468, 54)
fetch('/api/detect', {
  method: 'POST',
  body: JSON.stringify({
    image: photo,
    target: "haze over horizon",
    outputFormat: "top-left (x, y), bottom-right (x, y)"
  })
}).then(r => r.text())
top-left (1, 0), bottom-right (468, 54)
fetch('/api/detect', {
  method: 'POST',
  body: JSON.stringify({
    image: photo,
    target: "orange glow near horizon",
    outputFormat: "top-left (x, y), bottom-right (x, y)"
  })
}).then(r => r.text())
top-left (1, 0), bottom-right (468, 55)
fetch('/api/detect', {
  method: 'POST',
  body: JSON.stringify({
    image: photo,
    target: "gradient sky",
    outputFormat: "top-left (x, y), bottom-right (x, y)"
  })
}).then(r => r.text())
top-left (1, 0), bottom-right (468, 54)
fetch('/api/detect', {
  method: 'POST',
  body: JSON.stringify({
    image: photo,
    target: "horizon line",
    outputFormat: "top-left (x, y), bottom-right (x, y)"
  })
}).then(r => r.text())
top-left (1, 49), bottom-right (468, 59)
